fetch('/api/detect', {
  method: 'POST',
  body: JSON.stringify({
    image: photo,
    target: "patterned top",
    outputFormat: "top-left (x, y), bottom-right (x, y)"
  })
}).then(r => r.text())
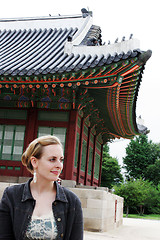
top-left (25, 212), bottom-right (58, 240)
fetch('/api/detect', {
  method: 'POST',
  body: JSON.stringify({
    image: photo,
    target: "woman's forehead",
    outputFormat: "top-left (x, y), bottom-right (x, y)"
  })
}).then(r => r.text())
top-left (42, 144), bottom-right (63, 155)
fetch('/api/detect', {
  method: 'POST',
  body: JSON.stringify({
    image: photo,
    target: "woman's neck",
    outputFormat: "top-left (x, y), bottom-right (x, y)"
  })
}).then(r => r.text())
top-left (30, 178), bottom-right (56, 195)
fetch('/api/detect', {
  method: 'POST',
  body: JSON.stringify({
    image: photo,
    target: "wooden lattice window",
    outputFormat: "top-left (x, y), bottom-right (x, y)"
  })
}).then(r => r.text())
top-left (0, 109), bottom-right (27, 120)
top-left (88, 146), bottom-right (93, 175)
top-left (94, 152), bottom-right (100, 180)
top-left (81, 139), bottom-right (87, 172)
top-left (0, 125), bottom-right (25, 161)
top-left (38, 126), bottom-right (67, 150)
top-left (74, 132), bottom-right (80, 168)
top-left (38, 111), bottom-right (69, 122)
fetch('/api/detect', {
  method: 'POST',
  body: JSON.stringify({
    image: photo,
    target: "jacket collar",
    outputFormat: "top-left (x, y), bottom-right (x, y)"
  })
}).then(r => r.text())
top-left (55, 181), bottom-right (68, 203)
top-left (21, 178), bottom-right (34, 202)
top-left (21, 178), bottom-right (68, 203)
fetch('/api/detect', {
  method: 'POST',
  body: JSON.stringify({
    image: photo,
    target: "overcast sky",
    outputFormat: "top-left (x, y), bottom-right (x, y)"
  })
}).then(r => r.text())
top-left (1, 0), bottom-right (159, 166)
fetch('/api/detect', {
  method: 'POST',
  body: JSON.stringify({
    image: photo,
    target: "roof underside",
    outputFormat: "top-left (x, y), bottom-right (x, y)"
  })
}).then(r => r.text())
top-left (0, 12), bottom-right (151, 143)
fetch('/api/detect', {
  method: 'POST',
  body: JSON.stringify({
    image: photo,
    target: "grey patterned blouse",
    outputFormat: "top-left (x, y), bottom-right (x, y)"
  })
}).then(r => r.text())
top-left (25, 212), bottom-right (58, 240)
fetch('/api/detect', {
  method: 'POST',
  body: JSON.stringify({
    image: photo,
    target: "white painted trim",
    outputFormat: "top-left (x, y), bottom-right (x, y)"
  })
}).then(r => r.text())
top-left (64, 38), bottom-right (140, 57)
top-left (71, 15), bottom-right (93, 45)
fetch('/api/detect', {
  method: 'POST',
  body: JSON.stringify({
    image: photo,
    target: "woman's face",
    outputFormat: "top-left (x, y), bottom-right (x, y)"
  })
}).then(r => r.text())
top-left (34, 144), bottom-right (64, 182)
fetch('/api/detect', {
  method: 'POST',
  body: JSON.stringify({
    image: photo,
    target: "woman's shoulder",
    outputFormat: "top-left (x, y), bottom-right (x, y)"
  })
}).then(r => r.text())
top-left (57, 183), bottom-right (81, 204)
top-left (1, 179), bottom-right (31, 202)
top-left (1, 183), bottom-right (25, 200)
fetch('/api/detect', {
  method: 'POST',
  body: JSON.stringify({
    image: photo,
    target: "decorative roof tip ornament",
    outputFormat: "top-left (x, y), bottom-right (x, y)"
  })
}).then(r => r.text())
top-left (87, 37), bottom-right (98, 46)
top-left (81, 8), bottom-right (92, 17)
top-left (129, 33), bottom-right (133, 39)
top-left (67, 35), bottom-right (72, 42)
top-left (137, 50), bottom-right (152, 66)
top-left (114, 38), bottom-right (118, 43)
top-left (137, 116), bottom-right (150, 134)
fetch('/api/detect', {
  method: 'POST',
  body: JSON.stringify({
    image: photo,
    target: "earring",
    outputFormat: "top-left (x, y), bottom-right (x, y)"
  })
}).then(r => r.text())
top-left (33, 169), bottom-right (37, 183)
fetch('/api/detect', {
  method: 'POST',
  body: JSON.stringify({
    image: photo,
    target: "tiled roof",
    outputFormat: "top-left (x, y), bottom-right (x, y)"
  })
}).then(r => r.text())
top-left (0, 13), bottom-right (143, 77)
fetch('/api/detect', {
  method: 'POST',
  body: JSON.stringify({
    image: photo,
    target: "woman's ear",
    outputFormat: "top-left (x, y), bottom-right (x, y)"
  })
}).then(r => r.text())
top-left (30, 156), bottom-right (38, 169)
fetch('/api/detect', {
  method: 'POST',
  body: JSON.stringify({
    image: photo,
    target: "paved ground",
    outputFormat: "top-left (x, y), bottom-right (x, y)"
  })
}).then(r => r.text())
top-left (84, 218), bottom-right (160, 240)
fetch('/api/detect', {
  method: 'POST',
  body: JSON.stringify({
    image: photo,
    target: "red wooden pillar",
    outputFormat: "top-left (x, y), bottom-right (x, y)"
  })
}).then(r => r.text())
top-left (84, 127), bottom-right (91, 185)
top-left (115, 200), bottom-right (117, 222)
top-left (22, 108), bottom-right (38, 176)
top-left (98, 144), bottom-right (103, 186)
top-left (91, 135), bottom-right (96, 186)
top-left (76, 118), bottom-right (84, 184)
top-left (64, 110), bottom-right (78, 180)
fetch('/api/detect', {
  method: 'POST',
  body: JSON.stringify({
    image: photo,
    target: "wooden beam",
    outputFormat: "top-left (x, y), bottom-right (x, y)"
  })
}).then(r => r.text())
top-left (76, 117), bottom-right (84, 184)
top-left (84, 127), bottom-right (91, 185)
top-left (64, 110), bottom-right (78, 180)
top-left (91, 135), bottom-right (96, 186)
top-left (98, 144), bottom-right (103, 186)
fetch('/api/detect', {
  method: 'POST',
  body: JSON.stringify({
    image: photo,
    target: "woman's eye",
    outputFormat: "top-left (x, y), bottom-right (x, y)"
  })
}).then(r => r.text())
top-left (49, 158), bottom-right (56, 162)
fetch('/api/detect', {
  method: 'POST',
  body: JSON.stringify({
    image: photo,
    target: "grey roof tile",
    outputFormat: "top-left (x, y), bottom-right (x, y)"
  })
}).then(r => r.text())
top-left (0, 16), bottom-right (142, 76)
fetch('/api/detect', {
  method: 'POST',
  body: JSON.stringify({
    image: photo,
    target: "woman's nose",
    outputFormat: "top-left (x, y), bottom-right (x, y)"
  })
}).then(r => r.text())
top-left (56, 159), bottom-right (63, 168)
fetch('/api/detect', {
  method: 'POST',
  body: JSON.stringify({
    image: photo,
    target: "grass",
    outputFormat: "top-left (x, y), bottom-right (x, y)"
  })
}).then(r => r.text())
top-left (123, 214), bottom-right (160, 220)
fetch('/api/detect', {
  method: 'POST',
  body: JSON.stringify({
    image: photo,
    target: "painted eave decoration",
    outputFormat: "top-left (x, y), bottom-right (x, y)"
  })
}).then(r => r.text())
top-left (0, 9), bottom-right (152, 143)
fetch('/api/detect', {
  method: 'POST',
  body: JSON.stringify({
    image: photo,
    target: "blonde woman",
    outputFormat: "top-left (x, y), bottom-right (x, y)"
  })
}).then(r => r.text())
top-left (0, 135), bottom-right (83, 240)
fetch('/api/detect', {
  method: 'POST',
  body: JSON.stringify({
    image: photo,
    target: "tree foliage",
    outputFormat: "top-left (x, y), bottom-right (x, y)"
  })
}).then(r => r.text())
top-left (123, 134), bottom-right (160, 182)
top-left (101, 144), bottom-right (123, 189)
top-left (146, 159), bottom-right (160, 186)
top-left (114, 179), bottom-right (160, 216)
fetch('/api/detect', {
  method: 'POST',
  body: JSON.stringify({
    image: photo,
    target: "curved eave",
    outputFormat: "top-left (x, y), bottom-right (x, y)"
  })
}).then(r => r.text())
top-left (85, 50), bottom-right (152, 140)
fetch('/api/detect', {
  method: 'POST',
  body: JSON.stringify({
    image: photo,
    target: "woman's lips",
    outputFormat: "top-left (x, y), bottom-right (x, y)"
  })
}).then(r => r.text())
top-left (51, 171), bottom-right (60, 175)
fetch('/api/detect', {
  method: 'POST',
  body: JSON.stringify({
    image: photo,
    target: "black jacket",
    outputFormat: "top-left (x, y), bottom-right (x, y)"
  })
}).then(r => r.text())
top-left (0, 179), bottom-right (83, 240)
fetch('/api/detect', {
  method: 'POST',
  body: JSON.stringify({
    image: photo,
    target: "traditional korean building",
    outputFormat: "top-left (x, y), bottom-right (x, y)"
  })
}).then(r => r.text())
top-left (0, 9), bottom-right (151, 186)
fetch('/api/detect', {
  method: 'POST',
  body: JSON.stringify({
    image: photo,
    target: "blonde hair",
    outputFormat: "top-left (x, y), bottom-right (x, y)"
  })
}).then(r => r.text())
top-left (22, 135), bottom-right (62, 173)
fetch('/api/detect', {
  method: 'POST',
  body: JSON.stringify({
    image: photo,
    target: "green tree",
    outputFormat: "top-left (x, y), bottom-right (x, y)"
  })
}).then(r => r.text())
top-left (114, 179), bottom-right (159, 216)
top-left (145, 183), bottom-right (160, 214)
top-left (101, 144), bottom-right (123, 189)
top-left (145, 159), bottom-right (160, 186)
top-left (123, 135), bottom-right (160, 180)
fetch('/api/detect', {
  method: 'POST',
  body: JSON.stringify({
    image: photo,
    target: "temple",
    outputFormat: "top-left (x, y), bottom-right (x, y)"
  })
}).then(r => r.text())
top-left (0, 9), bottom-right (151, 186)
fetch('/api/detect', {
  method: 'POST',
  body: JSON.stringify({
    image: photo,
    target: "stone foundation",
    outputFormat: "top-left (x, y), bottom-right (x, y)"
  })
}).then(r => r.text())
top-left (70, 187), bottom-right (123, 232)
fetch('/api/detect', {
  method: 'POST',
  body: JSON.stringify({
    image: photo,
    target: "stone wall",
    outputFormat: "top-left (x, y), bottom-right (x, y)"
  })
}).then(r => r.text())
top-left (70, 187), bottom-right (123, 232)
top-left (0, 179), bottom-right (123, 232)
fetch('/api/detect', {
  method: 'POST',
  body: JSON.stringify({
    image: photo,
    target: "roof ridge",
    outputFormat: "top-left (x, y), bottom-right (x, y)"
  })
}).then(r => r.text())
top-left (0, 14), bottom-right (83, 22)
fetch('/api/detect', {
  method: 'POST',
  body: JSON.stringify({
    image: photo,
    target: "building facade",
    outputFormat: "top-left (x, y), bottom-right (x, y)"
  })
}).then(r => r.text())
top-left (0, 9), bottom-right (151, 186)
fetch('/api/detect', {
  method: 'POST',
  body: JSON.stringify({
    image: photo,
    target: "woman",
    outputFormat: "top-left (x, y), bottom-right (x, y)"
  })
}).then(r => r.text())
top-left (0, 135), bottom-right (83, 240)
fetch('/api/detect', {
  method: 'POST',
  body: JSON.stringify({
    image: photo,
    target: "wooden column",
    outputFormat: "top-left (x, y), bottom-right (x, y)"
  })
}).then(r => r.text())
top-left (22, 108), bottom-right (38, 177)
top-left (64, 110), bottom-right (78, 180)
top-left (98, 144), bottom-right (103, 186)
top-left (76, 118), bottom-right (84, 184)
top-left (84, 127), bottom-right (91, 185)
top-left (91, 135), bottom-right (96, 186)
